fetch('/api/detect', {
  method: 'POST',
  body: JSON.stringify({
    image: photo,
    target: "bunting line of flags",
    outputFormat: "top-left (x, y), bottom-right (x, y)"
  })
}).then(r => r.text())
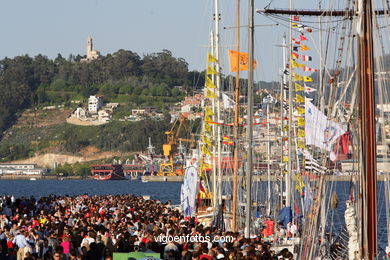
top-left (198, 52), bottom-right (221, 197)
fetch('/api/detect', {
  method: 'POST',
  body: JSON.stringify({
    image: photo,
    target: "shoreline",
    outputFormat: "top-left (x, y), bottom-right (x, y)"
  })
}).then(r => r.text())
top-left (0, 175), bottom-right (86, 180)
top-left (2, 173), bottom-right (390, 182)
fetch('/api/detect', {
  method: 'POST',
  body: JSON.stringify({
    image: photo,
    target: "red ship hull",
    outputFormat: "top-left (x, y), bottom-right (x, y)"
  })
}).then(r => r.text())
top-left (91, 164), bottom-right (125, 180)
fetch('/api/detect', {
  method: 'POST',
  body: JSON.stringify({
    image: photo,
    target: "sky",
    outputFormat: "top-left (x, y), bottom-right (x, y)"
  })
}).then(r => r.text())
top-left (0, 0), bottom-right (338, 82)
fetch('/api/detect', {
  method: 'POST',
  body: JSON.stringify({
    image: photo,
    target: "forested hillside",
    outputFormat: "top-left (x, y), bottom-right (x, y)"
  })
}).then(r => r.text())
top-left (0, 48), bottom-right (281, 163)
top-left (0, 49), bottom-right (205, 135)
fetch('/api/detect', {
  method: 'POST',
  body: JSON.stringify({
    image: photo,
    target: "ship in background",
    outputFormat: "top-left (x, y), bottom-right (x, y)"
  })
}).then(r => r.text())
top-left (90, 164), bottom-right (125, 180)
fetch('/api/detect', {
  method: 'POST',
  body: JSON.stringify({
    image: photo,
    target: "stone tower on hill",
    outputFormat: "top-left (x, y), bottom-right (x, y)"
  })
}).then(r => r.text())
top-left (81, 36), bottom-right (100, 62)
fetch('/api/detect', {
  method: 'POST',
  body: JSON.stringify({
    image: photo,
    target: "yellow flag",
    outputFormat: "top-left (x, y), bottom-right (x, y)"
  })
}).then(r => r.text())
top-left (296, 106), bottom-right (305, 115)
top-left (205, 89), bottom-right (217, 99)
top-left (283, 156), bottom-right (289, 162)
top-left (298, 128), bottom-right (305, 137)
top-left (205, 77), bottom-right (216, 89)
top-left (207, 53), bottom-right (218, 63)
top-left (283, 125), bottom-right (289, 132)
top-left (292, 23), bottom-right (298, 28)
top-left (295, 83), bottom-right (304, 91)
top-left (296, 173), bottom-right (305, 192)
top-left (200, 161), bottom-right (211, 173)
top-left (202, 145), bottom-right (211, 156)
top-left (297, 140), bottom-right (305, 149)
top-left (296, 94), bottom-right (305, 103)
top-left (204, 123), bottom-right (212, 135)
top-left (300, 44), bottom-right (310, 51)
top-left (207, 65), bottom-right (217, 75)
top-left (297, 117), bottom-right (305, 126)
top-left (205, 106), bottom-right (214, 118)
top-left (292, 60), bottom-right (304, 69)
top-left (203, 136), bottom-right (213, 148)
top-left (304, 76), bottom-right (313, 82)
top-left (294, 73), bottom-right (303, 81)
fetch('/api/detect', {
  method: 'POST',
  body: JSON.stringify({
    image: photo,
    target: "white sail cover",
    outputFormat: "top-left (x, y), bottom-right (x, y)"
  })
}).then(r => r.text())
top-left (344, 200), bottom-right (360, 259)
top-left (180, 166), bottom-right (198, 217)
top-left (305, 99), bottom-right (346, 159)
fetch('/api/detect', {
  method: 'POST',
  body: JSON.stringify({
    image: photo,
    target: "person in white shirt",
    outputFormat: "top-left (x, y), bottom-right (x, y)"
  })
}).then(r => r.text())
top-left (290, 223), bottom-right (298, 237)
top-left (13, 230), bottom-right (30, 260)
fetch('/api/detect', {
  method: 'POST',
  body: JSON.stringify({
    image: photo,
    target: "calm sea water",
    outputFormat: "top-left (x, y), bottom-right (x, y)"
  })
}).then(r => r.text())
top-left (0, 180), bottom-right (182, 204)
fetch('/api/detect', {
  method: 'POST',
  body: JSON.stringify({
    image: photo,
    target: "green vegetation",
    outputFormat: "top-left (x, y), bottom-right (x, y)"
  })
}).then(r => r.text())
top-left (0, 118), bottom-right (170, 162)
top-left (52, 163), bottom-right (91, 177)
top-left (0, 47), bottom-right (286, 163)
top-left (0, 49), bottom-right (205, 137)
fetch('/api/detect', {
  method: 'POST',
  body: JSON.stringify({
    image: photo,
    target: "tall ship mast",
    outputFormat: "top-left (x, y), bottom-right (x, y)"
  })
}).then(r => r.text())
top-left (257, 0), bottom-right (386, 258)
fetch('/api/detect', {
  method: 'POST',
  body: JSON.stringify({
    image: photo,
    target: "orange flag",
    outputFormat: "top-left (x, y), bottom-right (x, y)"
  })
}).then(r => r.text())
top-left (228, 50), bottom-right (257, 72)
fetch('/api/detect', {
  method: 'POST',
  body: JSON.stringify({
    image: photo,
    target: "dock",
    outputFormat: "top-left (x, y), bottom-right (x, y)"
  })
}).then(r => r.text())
top-left (141, 175), bottom-right (184, 182)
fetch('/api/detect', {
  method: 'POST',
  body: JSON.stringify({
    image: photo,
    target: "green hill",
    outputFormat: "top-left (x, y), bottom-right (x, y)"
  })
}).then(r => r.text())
top-left (0, 48), bottom-right (280, 164)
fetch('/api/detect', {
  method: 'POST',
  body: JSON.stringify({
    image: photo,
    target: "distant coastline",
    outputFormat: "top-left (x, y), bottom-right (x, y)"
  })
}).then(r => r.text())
top-left (0, 174), bottom-right (85, 180)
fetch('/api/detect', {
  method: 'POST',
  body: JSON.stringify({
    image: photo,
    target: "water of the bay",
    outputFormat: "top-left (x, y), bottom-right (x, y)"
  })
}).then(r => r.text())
top-left (0, 179), bottom-right (182, 204)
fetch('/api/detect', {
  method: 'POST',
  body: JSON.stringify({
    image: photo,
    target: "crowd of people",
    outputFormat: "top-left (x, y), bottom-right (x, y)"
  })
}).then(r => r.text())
top-left (0, 194), bottom-right (294, 260)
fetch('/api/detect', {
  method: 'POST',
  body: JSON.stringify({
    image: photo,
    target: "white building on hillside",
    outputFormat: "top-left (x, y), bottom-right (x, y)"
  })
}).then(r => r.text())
top-left (88, 95), bottom-right (104, 113)
top-left (98, 110), bottom-right (112, 122)
top-left (74, 107), bottom-right (87, 119)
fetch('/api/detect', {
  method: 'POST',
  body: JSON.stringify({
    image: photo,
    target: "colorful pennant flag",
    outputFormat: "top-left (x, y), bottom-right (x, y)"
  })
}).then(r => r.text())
top-left (304, 66), bottom-right (318, 72)
top-left (292, 60), bottom-right (305, 69)
top-left (294, 73), bottom-right (303, 81)
top-left (207, 65), bottom-right (217, 75)
top-left (222, 136), bottom-right (234, 146)
top-left (205, 89), bottom-right (217, 99)
top-left (296, 94), bottom-right (305, 103)
top-left (292, 38), bottom-right (300, 45)
top-left (298, 128), bottom-right (305, 137)
top-left (302, 55), bottom-right (312, 61)
top-left (296, 106), bottom-right (305, 115)
top-left (205, 106), bottom-right (214, 118)
top-left (299, 34), bottom-right (308, 41)
top-left (202, 145), bottom-right (211, 156)
top-left (297, 140), bottom-right (306, 149)
top-left (293, 46), bottom-right (299, 52)
top-left (298, 117), bottom-right (305, 126)
top-left (203, 136), bottom-right (213, 148)
top-left (304, 76), bottom-right (313, 82)
top-left (298, 24), bottom-right (312, 33)
top-left (292, 23), bottom-right (298, 28)
top-left (300, 44), bottom-right (310, 51)
top-left (204, 123), bottom-right (212, 135)
top-left (228, 50), bottom-right (257, 72)
top-left (292, 52), bottom-right (299, 59)
top-left (205, 77), bottom-right (216, 89)
top-left (296, 173), bottom-right (305, 192)
top-left (207, 53), bottom-right (218, 63)
top-left (304, 85), bottom-right (317, 93)
top-left (295, 83), bottom-right (305, 91)
top-left (200, 160), bottom-right (211, 172)
top-left (293, 16), bottom-right (300, 21)
top-left (283, 156), bottom-right (289, 162)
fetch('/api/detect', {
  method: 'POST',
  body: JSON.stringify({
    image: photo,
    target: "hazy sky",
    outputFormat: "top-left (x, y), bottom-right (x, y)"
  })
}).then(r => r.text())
top-left (0, 0), bottom-right (334, 82)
